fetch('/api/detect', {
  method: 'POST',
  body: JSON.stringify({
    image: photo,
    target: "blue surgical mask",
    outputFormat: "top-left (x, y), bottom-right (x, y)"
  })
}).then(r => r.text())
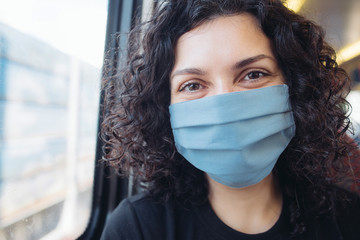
top-left (169, 85), bottom-right (295, 188)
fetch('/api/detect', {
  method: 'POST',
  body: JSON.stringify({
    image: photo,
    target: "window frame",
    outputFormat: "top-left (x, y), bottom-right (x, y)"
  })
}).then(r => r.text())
top-left (77, 0), bottom-right (143, 239)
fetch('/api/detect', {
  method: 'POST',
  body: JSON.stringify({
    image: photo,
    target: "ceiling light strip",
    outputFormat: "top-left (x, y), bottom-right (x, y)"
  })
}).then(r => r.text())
top-left (337, 40), bottom-right (360, 65)
top-left (285, 0), bottom-right (306, 13)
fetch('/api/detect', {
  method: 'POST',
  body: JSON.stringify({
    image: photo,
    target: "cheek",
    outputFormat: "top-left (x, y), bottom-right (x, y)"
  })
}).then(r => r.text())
top-left (169, 82), bottom-right (178, 104)
top-left (278, 74), bottom-right (286, 85)
top-left (275, 76), bottom-right (286, 85)
top-left (170, 94), bottom-right (187, 104)
top-left (170, 89), bottom-right (182, 104)
top-left (170, 95), bottom-right (176, 104)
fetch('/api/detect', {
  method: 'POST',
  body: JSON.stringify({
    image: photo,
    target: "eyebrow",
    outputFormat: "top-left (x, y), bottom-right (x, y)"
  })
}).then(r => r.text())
top-left (171, 68), bottom-right (206, 80)
top-left (231, 54), bottom-right (275, 70)
top-left (171, 54), bottom-right (275, 79)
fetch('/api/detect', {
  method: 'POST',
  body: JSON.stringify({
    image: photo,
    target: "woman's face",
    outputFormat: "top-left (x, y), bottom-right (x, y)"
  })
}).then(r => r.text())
top-left (170, 14), bottom-right (285, 104)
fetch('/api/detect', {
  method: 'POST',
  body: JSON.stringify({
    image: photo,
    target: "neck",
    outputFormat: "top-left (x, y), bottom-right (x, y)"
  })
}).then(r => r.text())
top-left (207, 173), bottom-right (283, 234)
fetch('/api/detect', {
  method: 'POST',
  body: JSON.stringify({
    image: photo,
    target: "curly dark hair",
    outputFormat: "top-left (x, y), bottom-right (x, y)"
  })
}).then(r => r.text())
top-left (101, 0), bottom-right (355, 236)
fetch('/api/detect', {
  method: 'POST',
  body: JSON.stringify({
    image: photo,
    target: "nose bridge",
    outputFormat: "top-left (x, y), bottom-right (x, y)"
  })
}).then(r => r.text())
top-left (213, 74), bottom-right (234, 95)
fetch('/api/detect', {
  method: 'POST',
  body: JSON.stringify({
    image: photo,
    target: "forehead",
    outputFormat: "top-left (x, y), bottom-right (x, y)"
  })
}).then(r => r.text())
top-left (172, 14), bottom-right (274, 71)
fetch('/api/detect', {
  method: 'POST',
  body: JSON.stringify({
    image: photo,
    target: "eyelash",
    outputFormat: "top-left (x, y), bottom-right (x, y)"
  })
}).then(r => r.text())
top-left (242, 70), bottom-right (270, 82)
top-left (177, 70), bottom-right (271, 92)
top-left (178, 81), bottom-right (203, 92)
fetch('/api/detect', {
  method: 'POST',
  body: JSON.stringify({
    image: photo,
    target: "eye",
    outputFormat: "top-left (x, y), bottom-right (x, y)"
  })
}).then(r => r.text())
top-left (244, 71), bottom-right (269, 81)
top-left (179, 81), bottom-right (203, 92)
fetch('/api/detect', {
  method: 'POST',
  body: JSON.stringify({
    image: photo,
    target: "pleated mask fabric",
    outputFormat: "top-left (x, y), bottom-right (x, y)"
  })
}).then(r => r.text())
top-left (169, 84), bottom-right (296, 188)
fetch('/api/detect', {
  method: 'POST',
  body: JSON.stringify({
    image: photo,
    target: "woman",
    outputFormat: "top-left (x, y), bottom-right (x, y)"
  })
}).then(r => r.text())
top-left (100, 0), bottom-right (360, 239)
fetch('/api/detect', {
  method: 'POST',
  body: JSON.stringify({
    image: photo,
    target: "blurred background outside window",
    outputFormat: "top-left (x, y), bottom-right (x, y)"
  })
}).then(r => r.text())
top-left (0, 0), bottom-right (107, 239)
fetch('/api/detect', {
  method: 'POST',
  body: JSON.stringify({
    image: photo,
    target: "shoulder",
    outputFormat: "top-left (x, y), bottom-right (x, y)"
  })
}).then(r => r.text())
top-left (332, 186), bottom-right (360, 238)
top-left (332, 186), bottom-right (360, 214)
top-left (100, 192), bottom-right (177, 240)
top-left (298, 186), bottom-right (360, 239)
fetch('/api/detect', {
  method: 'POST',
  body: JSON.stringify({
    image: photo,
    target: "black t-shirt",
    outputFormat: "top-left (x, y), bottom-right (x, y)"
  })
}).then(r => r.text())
top-left (100, 188), bottom-right (360, 240)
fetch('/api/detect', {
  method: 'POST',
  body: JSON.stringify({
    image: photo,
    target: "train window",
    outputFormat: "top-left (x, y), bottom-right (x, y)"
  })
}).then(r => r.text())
top-left (78, 1), bottom-right (155, 239)
top-left (0, 0), bottom-right (108, 239)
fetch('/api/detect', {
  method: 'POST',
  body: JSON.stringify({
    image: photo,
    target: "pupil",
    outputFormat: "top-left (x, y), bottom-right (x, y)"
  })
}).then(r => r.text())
top-left (189, 83), bottom-right (199, 90)
top-left (249, 72), bottom-right (260, 79)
